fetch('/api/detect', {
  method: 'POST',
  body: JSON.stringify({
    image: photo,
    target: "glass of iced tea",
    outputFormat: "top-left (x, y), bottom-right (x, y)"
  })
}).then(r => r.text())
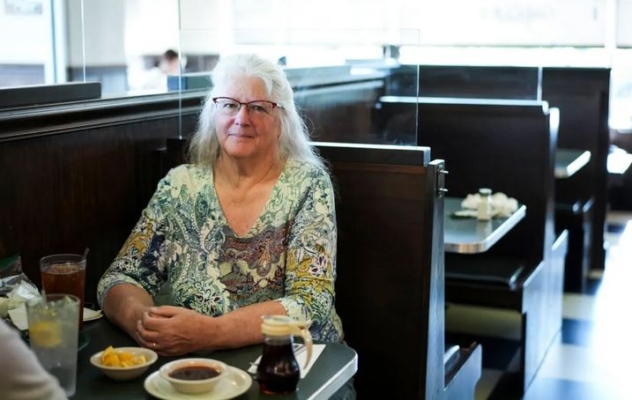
top-left (40, 254), bottom-right (86, 329)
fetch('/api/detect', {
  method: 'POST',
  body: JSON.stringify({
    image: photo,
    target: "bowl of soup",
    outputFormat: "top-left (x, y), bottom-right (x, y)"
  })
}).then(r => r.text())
top-left (159, 358), bottom-right (228, 394)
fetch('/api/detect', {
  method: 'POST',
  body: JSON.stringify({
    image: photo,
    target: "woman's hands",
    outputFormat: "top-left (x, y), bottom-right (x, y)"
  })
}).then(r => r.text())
top-left (104, 283), bottom-right (289, 355)
top-left (103, 285), bottom-right (214, 356)
top-left (135, 301), bottom-right (288, 355)
top-left (135, 306), bottom-right (214, 356)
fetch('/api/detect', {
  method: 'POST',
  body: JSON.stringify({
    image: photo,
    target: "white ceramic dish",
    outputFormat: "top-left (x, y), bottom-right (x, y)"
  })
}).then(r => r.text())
top-left (90, 346), bottom-right (158, 381)
top-left (144, 366), bottom-right (252, 400)
top-left (159, 358), bottom-right (228, 394)
top-left (8, 305), bottom-right (103, 330)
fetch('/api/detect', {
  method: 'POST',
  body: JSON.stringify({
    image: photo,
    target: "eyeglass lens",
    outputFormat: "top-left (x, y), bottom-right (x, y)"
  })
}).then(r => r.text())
top-left (214, 97), bottom-right (277, 116)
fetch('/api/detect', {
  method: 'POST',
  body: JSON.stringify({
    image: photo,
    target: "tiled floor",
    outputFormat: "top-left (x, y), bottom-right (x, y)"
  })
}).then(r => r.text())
top-left (446, 212), bottom-right (632, 400)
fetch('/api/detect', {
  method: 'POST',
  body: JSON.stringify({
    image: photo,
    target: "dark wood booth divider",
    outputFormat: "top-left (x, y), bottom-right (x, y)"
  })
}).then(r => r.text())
top-left (542, 68), bottom-right (611, 285)
top-left (0, 93), bottom-right (203, 304)
top-left (374, 97), bottom-right (565, 395)
top-left (382, 65), bottom-right (611, 286)
top-left (313, 142), bottom-right (481, 399)
top-left (420, 99), bottom-right (564, 395)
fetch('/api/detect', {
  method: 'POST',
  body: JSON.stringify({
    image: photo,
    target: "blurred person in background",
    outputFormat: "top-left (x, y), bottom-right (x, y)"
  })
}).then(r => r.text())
top-left (141, 49), bottom-right (182, 90)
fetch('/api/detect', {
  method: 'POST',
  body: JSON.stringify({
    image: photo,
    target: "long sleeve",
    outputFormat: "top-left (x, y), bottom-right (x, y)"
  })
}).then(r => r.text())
top-left (276, 167), bottom-right (341, 340)
top-left (96, 169), bottom-right (174, 308)
top-left (0, 320), bottom-right (67, 400)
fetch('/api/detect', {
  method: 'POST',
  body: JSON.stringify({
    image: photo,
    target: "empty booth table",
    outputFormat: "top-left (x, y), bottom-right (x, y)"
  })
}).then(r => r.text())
top-left (444, 197), bottom-right (527, 254)
top-left (555, 149), bottom-right (591, 179)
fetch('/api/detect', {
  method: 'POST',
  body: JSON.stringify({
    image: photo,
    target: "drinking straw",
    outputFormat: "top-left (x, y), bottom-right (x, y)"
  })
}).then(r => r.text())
top-left (82, 248), bottom-right (90, 261)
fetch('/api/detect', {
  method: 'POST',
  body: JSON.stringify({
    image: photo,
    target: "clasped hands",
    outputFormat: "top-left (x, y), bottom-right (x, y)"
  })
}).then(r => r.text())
top-left (134, 306), bottom-right (209, 356)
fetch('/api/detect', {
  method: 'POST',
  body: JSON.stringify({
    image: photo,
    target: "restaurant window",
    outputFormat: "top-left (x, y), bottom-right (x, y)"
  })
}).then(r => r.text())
top-left (0, 0), bottom-right (54, 88)
top-left (1, 0), bottom-right (632, 131)
top-left (0, 0), bottom-right (181, 97)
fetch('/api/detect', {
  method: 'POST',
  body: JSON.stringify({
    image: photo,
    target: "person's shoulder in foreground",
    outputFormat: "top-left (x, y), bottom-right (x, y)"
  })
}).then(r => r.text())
top-left (0, 320), bottom-right (68, 400)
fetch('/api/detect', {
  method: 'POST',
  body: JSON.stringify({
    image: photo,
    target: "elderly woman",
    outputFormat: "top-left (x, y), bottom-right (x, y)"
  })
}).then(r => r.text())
top-left (96, 54), bottom-right (343, 357)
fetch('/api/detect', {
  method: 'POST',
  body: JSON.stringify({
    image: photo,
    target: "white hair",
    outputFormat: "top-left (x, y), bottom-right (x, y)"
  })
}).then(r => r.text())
top-left (188, 53), bottom-right (323, 168)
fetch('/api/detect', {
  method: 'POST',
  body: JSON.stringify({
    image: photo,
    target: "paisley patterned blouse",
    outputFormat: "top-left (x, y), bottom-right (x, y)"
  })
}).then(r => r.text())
top-left (97, 159), bottom-right (343, 342)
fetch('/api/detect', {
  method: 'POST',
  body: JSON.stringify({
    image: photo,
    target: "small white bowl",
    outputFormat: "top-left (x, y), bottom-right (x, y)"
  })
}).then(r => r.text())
top-left (90, 347), bottom-right (158, 381)
top-left (159, 358), bottom-right (228, 394)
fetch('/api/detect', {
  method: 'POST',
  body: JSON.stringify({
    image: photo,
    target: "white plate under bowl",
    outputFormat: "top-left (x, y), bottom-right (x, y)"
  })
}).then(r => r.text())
top-left (83, 308), bottom-right (103, 322)
top-left (144, 366), bottom-right (252, 400)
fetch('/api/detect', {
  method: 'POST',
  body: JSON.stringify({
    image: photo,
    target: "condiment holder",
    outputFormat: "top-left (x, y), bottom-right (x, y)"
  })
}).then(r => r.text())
top-left (256, 315), bottom-right (313, 394)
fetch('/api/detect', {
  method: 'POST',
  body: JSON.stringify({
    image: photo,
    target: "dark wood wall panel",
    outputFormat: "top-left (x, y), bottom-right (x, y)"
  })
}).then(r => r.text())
top-left (296, 81), bottom-right (384, 144)
top-left (1, 101), bottom-right (199, 304)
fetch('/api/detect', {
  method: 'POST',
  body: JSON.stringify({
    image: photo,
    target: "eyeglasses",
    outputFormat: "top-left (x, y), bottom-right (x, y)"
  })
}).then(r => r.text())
top-left (212, 97), bottom-right (283, 117)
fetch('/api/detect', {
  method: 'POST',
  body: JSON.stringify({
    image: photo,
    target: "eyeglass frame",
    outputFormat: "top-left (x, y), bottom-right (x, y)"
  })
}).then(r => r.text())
top-left (211, 97), bottom-right (284, 116)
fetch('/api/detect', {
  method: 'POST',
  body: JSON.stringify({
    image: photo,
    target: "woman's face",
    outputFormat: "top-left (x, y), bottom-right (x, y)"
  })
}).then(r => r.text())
top-left (214, 75), bottom-right (281, 163)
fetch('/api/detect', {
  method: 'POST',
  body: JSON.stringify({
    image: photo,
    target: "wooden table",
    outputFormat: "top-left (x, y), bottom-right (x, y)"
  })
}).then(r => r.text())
top-left (555, 149), bottom-right (591, 179)
top-left (444, 197), bottom-right (527, 254)
top-left (74, 318), bottom-right (357, 399)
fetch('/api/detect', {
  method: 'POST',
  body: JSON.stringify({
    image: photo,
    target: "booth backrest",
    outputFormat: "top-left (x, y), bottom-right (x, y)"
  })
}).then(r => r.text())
top-left (419, 100), bottom-right (557, 265)
top-left (542, 68), bottom-right (610, 270)
top-left (383, 64), bottom-right (610, 270)
top-left (313, 142), bottom-right (446, 399)
top-left (376, 98), bottom-right (556, 265)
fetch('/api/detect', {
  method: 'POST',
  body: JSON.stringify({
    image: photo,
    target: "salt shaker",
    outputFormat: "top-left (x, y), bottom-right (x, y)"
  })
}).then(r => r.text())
top-left (477, 188), bottom-right (493, 221)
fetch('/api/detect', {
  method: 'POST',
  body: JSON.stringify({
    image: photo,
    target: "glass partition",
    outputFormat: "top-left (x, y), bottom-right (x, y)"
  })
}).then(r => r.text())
top-left (177, 0), bottom-right (422, 146)
top-left (0, 0), bottom-right (182, 97)
top-left (2, 0), bottom-right (632, 131)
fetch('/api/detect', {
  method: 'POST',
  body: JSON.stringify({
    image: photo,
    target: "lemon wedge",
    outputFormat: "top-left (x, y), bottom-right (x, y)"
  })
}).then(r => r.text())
top-left (99, 346), bottom-right (147, 368)
top-left (29, 321), bottom-right (63, 348)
